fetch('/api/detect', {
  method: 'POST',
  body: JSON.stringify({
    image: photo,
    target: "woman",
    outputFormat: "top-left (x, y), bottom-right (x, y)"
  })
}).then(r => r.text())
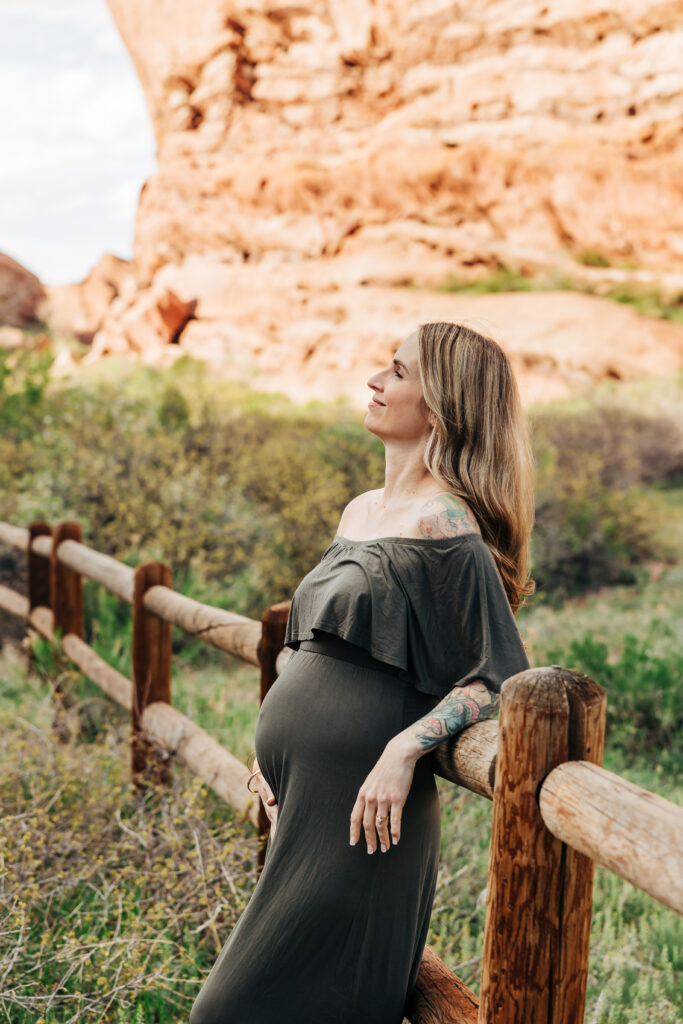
top-left (190, 322), bottom-right (533, 1024)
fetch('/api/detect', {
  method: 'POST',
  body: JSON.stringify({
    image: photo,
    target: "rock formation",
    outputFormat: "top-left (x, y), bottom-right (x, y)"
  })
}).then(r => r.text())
top-left (48, 253), bottom-right (136, 344)
top-left (55, 1), bottom-right (683, 403)
top-left (84, 251), bottom-right (682, 406)
top-left (106, 0), bottom-right (683, 278)
top-left (0, 253), bottom-right (46, 327)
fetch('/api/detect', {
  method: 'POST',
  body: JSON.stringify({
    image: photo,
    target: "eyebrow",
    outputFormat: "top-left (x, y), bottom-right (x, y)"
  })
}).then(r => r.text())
top-left (393, 358), bottom-right (409, 374)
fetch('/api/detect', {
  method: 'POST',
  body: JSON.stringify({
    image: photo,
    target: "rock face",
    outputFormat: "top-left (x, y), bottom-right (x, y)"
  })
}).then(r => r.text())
top-left (63, 1), bottom-right (683, 403)
top-left (47, 253), bottom-right (136, 344)
top-left (87, 284), bottom-right (195, 360)
top-left (106, 0), bottom-right (683, 279)
top-left (91, 252), bottom-right (681, 407)
top-left (0, 253), bottom-right (46, 327)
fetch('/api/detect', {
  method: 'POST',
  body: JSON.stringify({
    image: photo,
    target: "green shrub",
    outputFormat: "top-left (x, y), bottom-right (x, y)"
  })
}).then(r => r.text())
top-left (531, 401), bottom-right (683, 488)
top-left (530, 401), bottom-right (680, 598)
top-left (604, 285), bottom-right (683, 325)
top-left (577, 251), bottom-right (612, 268)
top-left (158, 384), bottom-right (190, 430)
top-left (0, 346), bottom-right (53, 439)
top-left (434, 262), bottom-right (683, 326)
top-left (546, 630), bottom-right (683, 775)
top-left (437, 266), bottom-right (535, 294)
top-left (1, 352), bottom-right (680, 614)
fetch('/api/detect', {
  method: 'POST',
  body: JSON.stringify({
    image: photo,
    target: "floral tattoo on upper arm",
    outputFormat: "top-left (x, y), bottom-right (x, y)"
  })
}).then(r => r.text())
top-left (418, 494), bottom-right (481, 539)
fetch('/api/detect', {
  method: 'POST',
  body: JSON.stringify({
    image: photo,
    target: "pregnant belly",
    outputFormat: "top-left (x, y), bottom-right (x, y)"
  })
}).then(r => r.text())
top-left (254, 646), bottom-right (412, 811)
top-left (252, 642), bottom-right (441, 920)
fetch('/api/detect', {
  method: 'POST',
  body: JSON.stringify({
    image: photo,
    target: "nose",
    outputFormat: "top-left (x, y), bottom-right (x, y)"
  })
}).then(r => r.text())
top-left (367, 369), bottom-right (384, 394)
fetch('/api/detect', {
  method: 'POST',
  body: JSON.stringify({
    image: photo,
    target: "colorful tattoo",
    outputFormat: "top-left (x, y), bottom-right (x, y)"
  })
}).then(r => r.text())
top-left (411, 682), bottom-right (499, 752)
top-left (418, 494), bottom-right (480, 539)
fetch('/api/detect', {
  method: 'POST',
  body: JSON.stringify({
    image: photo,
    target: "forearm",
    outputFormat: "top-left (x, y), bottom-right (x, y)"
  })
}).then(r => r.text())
top-left (390, 681), bottom-right (500, 762)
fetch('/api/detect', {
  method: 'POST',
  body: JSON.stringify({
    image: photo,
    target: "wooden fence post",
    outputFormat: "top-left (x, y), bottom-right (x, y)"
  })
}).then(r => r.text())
top-left (132, 561), bottom-right (173, 788)
top-left (48, 521), bottom-right (84, 726)
top-left (256, 600), bottom-right (291, 870)
top-left (28, 521), bottom-right (52, 612)
top-left (552, 670), bottom-right (606, 1021)
top-left (478, 666), bottom-right (606, 1024)
top-left (50, 522), bottom-right (84, 637)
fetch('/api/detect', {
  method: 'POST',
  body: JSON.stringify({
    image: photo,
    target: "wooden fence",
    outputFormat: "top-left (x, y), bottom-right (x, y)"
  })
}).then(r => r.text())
top-left (0, 518), bottom-right (681, 1024)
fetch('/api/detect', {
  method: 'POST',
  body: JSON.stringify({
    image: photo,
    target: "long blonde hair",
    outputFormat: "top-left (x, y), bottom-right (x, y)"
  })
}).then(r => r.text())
top-left (417, 322), bottom-right (535, 613)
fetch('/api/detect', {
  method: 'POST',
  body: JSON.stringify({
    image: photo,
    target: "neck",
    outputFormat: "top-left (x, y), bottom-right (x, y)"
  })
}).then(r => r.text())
top-left (382, 437), bottom-right (437, 504)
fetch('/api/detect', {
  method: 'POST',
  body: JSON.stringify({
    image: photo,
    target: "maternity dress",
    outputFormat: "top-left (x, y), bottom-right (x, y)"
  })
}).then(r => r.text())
top-left (190, 533), bottom-right (529, 1024)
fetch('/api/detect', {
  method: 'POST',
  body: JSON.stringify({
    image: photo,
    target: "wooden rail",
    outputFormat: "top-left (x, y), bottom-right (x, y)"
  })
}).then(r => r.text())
top-left (540, 760), bottom-right (682, 915)
top-left (1, 517), bottom-right (681, 1024)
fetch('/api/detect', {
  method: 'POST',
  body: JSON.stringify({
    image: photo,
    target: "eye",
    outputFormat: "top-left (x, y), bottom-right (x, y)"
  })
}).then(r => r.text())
top-left (393, 367), bottom-right (403, 378)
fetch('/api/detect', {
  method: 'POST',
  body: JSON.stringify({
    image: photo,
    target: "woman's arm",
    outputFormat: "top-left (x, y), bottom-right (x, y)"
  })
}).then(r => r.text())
top-left (392, 679), bottom-right (499, 760)
top-left (349, 680), bottom-right (499, 854)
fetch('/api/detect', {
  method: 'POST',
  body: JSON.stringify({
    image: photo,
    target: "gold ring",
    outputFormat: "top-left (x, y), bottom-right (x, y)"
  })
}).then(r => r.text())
top-left (376, 815), bottom-right (386, 823)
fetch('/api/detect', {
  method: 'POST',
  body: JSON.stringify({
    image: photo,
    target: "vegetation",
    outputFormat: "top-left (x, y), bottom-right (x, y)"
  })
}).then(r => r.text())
top-left (2, 570), bottom-right (681, 1023)
top-left (576, 250), bottom-right (613, 268)
top-left (0, 655), bottom-right (256, 1024)
top-left (1, 346), bottom-right (681, 615)
top-left (437, 264), bottom-right (683, 325)
top-left (1, 342), bottom-right (682, 1022)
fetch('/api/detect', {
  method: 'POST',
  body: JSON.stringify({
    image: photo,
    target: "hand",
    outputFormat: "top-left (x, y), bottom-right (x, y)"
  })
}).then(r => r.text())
top-left (251, 758), bottom-right (279, 834)
top-left (349, 738), bottom-right (418, 853)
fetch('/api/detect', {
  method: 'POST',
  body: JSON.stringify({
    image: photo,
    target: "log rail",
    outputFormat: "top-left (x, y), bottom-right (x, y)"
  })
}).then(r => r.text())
top-left (0, 518), bottom-right (681, 1024)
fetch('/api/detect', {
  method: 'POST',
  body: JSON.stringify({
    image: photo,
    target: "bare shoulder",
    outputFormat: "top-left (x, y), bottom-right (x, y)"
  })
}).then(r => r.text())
top-left (417, 492), bottom-right (481, 539)
top-left (337, 489), bottom-right (382, 534)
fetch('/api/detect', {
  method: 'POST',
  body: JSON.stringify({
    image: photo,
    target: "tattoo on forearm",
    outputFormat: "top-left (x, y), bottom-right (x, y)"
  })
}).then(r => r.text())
top-left (412, 682), bottom-right (500, 752)
top-left (418, 494), bottom-right (480, 539)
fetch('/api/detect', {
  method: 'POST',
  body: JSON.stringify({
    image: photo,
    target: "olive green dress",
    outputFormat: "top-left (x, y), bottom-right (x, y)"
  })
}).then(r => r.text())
top-left (190, 534), bottom-right (529, 1024)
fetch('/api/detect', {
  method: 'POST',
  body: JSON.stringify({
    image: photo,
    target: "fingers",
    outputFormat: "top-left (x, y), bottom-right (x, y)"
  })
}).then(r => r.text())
top-left (374, 807), bottom-right (391, 853)
top-left (362, 801), bottom-right (378, 853)
top-left (262, 777), bottom-right (277, 806)
top-left (262, 782), bottom-right (278, 828)
top-left (390, 799), bottom-right (402, 845)
top-left (352, 796), bottom-right (394, 854)
top-left (349, 795), bottom-right (364, 848)
top-left (362, 802), bottom-right (395, 853)
top-left (253, 774), bottom-right (279, 828)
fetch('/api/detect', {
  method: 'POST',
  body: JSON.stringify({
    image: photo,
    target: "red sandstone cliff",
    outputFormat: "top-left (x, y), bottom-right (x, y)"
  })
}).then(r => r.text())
top-left (46, 0), bottom-right (683, 404)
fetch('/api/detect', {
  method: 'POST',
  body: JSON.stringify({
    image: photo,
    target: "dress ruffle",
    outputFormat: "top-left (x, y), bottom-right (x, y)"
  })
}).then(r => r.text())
top-left (285, 533), bottom-right (529, 698)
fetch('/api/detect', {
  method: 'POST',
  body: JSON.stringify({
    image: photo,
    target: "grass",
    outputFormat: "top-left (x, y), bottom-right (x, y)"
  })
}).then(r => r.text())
top-left (1, 559), bottom-right (681, 1023)
top-left (435, 265), bottom-right (683, 325)
top-left (1, 344), bottom-right (682, 1021)
top-left (0, 650), bottom-right (259, 1024)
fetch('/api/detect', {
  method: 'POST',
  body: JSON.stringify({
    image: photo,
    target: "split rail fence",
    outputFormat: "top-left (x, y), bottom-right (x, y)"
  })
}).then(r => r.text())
top-left (0, 518), bottom-right (681, 1024)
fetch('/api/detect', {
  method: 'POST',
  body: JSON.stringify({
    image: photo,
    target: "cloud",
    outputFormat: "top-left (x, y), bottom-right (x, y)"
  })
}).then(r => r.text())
top-left (0, 0), bottom-right (155, 284)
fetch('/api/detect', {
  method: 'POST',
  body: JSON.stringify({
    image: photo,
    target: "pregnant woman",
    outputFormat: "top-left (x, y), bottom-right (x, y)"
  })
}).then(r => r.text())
top-left (190, 321), bottom-right (533, 1024)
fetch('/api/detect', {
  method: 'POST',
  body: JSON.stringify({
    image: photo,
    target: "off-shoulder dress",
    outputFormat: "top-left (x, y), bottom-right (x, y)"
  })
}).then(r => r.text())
top-left (190, 533), bottom-right (529, 1024)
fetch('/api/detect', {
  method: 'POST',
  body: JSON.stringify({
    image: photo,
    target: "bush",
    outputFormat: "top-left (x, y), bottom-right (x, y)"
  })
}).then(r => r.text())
top-left (0, 654), bottom-right (257, 1024)
top-left (531, 401), bottom-right (683, 489)
top-left (545, 630), bottom-right (683, 775)
top-left (1, 352), bottom-right (680, 614)
top-left (530, 400), bottom-right (681, 598)
top-left (0, 345), bottom-right (53, 439)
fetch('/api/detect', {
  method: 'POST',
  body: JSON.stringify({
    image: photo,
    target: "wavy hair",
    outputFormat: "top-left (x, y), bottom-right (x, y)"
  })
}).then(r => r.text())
top-left (417, 322), bottom-right (535, 613)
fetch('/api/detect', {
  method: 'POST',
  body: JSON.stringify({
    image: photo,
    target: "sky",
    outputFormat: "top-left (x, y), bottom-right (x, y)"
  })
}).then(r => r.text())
top-left (0, 0), bottom-right (155, 285)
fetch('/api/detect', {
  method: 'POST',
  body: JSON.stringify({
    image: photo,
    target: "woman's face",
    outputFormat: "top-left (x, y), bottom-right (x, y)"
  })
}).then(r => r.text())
top-left (364, 330), bottom-right (434, 442)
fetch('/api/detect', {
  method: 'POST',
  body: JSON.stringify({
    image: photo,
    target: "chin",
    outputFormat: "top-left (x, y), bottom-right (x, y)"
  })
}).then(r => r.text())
top-left (363, 415), bottom-right (383, 439)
